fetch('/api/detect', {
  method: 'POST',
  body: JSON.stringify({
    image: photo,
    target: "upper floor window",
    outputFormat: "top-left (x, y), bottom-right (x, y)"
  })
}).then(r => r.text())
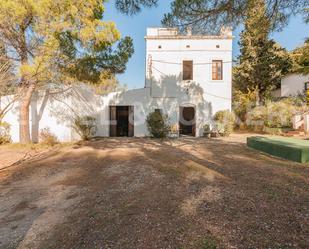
top-left (212, 60), bottom-right (223, 80)
top-left (183, 60), bottom-right (193, 80)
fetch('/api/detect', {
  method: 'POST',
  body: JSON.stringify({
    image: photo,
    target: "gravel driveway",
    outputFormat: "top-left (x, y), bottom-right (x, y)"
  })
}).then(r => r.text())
top-left (0, 135), bottom-right (308, 249)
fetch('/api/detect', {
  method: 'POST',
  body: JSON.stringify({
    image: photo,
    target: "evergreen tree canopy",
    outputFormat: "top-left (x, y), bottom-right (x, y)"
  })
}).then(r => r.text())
top-left (115, 0), bottom-right (308, 37)
top-left (162, 0), bottom-right (308, 34)
top-left (290, 39), bottom-right (309, 75)
top-left (233, 0), bottom-right (292, 100)
top-left (305, 8), bottom-right (309, 23)
top-left (0, 0), bottom-right (134, 87)
top-left (0, 0), bottom-right (134, 143)
top-left (115, 0), bottom-right (158, 15)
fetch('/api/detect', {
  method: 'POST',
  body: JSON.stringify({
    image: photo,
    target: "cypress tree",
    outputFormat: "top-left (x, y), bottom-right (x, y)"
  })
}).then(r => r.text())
top-left (234, 0), bottom-right (291, 102)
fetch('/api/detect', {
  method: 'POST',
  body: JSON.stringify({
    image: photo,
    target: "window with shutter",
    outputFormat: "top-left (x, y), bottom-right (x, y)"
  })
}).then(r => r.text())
top-left (212, 60), bottom-right (223, 80)
top-left (183, 60), bottom-right (193, 80)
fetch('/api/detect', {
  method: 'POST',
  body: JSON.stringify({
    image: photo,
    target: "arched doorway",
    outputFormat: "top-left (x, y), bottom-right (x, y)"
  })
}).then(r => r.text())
top-left (179, 105), bottom-right (196, 136)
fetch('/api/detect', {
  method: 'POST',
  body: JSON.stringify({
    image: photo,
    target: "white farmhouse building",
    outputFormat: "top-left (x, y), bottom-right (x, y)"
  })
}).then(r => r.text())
top-left (280, 73), bottom-right (309, 97)
top-left (2, 27), bottom-right (233, 142)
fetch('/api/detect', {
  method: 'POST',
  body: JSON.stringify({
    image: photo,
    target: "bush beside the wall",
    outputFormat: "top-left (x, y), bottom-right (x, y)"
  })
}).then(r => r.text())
top-left (233, 88), bottom-right (258, 123)
top-left (39, 128), bottom-right (59, 146)
top-left (146, 111), bottom-right (170, 138)
top-left (0, 121), bottom-right (11, 145)
top-left (73, 116), bottom-right (97, 141)
top-left (247, 99), bottom-right (307, 130)
top-left (213, 110), bottom-right (236, 136)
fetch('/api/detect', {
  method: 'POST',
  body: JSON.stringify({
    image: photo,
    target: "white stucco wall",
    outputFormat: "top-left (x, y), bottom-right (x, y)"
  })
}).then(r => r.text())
top-left (144, 29), bottom-right (233, 136)
top-left (1, 96), bottom-right (20, 142)
top-left (1, 92), bottom-right (74, 143)
top-left (145, 33), bottom-right (232, 111)
top-left (281, 74), bottom-right (309, 96)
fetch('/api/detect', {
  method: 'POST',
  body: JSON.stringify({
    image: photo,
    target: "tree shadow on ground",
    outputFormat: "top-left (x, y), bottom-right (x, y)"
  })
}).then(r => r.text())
top-left (0, 137), bottom-right (308, 249)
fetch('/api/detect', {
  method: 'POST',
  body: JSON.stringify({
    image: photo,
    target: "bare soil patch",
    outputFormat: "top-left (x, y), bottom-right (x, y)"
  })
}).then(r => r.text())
top-left (0, 134), bottom-right (308, 249)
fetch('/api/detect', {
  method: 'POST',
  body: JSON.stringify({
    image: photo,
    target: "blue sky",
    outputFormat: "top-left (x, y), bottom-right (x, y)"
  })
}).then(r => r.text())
top-left (104, 1), bottom-right (309, 89)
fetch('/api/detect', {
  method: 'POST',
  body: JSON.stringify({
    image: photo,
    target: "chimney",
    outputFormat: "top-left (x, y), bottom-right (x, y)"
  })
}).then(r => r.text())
top-left (186, 27), bottom-right (192, 36)
top-left (220, 27), bottom-right (232, 37)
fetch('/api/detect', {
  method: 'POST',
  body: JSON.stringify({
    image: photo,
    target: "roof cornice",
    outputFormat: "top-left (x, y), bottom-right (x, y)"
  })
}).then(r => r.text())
top-left (144, 35), bottom-right (234, 40)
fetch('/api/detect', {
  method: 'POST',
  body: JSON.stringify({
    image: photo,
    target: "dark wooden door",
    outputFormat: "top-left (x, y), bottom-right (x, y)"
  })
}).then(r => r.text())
top-left (116, 107), bottom-right (129, 136)
top-left (192, 121), bottom-right (196, 137)
top-left (110, 106), bottom-right (117, 137)
top-left (179, 106), bottom-right (196, 136)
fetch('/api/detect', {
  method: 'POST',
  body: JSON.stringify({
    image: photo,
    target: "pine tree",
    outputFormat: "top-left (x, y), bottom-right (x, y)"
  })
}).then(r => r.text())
top-left (234, 0), bottom-right (291, 102)
top-left (0, 0), bottom-right (134, 143)
top-left (298, 39), bottom-right (309, 75)
top-left (162, 0), bottom-right (307, 33)
top-left (291, 39), bottom-right (309, 75)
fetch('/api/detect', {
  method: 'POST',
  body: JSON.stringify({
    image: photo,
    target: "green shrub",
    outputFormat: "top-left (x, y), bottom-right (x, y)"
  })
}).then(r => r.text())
top-left (0, 121), bottom-right (11, 145)
top-left (213, 110), bottom-right (235, 136)
top-left (247, 99), bottom-right (307, 129)
top-left (146, 111), bottom-right (170, 138)
top-left (203, 124), bottom-right (211, 133)
top-left (73, 116), bottom-right (97, 141)
top-left (278, 95), bottom-right (307, 106)
top-left (39, 128), bottom-right (58, 146)
top-left (233, 88), bottom-right (258, 123)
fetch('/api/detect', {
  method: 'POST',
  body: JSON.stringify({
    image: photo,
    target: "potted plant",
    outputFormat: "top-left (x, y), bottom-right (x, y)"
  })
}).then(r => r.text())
top-left (203, 124), bottom-right (211, 138)
top-left (210, 124), bottom-right (220, 138)
top-left (169, 124), bottom-right (179, 138)
top-left (217, 123), bottom-right (226, 136)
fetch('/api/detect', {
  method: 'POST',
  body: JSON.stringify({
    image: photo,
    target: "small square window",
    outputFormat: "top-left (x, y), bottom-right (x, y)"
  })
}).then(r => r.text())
top-left (158, 45), bottom-right (162, 49)
top-left (216, 45), bottom-right (220, 48)
top-left (186, 45), bottom-right (190, 48)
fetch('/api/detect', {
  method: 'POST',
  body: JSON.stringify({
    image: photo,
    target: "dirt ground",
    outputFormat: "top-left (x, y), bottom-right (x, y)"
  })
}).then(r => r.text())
top-left (0, 134), bottom-right (308, 249)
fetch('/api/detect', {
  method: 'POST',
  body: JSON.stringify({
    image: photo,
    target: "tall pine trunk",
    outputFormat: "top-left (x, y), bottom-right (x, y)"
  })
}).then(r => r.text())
top-left (19, 83), bottom-right (35, 143)
top-left (31, 89), bottom-right (49, 143)
top-left (18, 26), bottom-right (36, 144)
